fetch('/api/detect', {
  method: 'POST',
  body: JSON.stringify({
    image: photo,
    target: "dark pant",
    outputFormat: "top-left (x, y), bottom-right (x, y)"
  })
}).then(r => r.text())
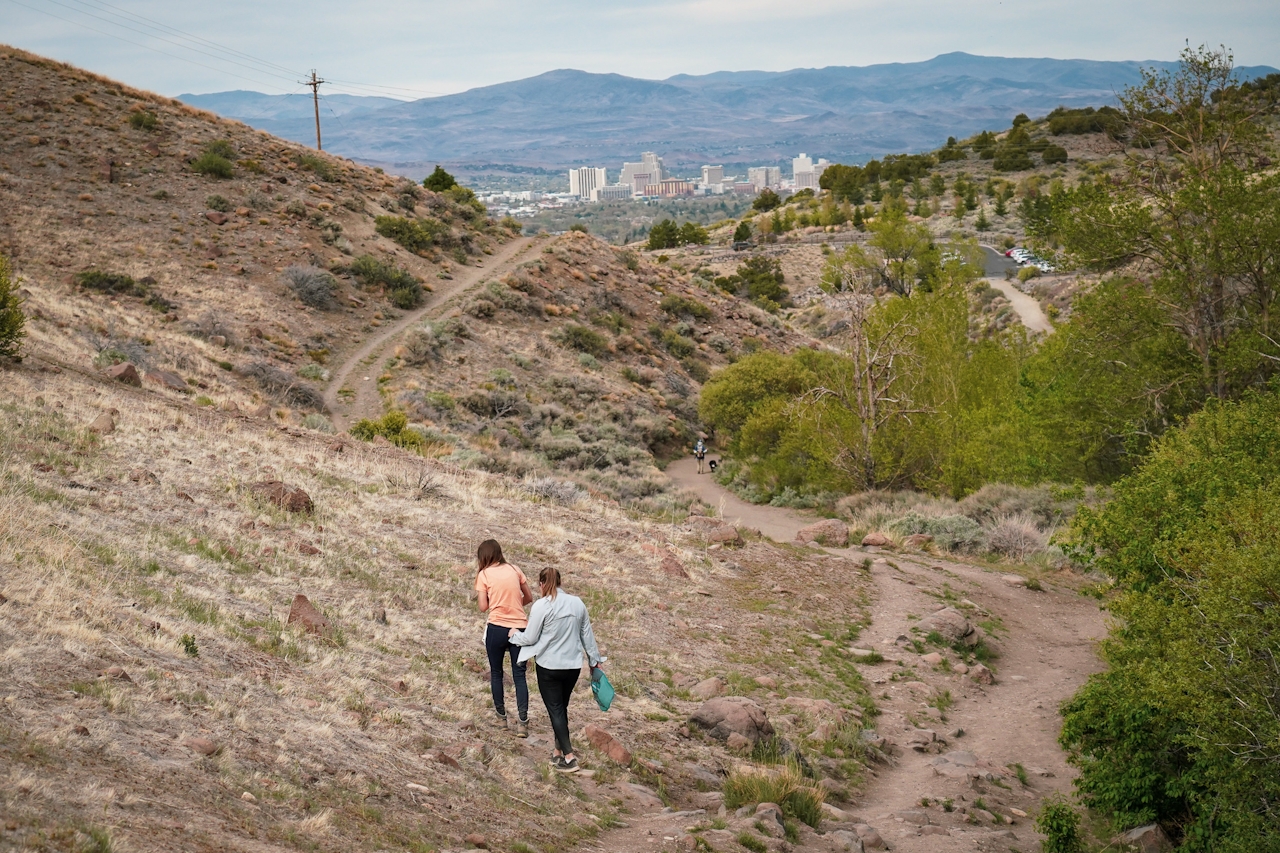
top-left (536, 665), bottom-right (581, 755)
top-left (485, 624), bottom-right (528, 720)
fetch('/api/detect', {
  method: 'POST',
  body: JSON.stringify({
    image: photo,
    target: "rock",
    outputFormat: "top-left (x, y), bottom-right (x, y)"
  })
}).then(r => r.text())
top-left (849, 647), bottom-right (878, 660)
top-left (102, 362), bottom-right (141, 386)
top-left (624, 782), bottom-right (664, 809)
top-left (796, 519), bottom-right (849, 547)
top-left (972, 808), bottom-right (996, 822)
top-left (145, 369), bottom-right (189, 393)
top-left (205, 211), bottom-right (228, 225)
top-left (582, 724), bottom-right (633, 766)
top-left (660, 554), bottom-right (689, 579)
top-left (920, 825), bottom-right (948, 836)
top-left (754, 675), bottom-right (777, 689)
top-left (1118, 824), bottom-right (1174, 852)
top-left (248, 480), bottom-right (314, 513)
top-left (725, 732), bottom-right (752, 751)
top-left (87, 413), bottom-right (116, 435)
top-left (426, 749), bottom-right (462, 770)
top-left (100, 666), bottom-right (131, 682)
top-left (860, 532), bottom-right (892, 547)
top-left (918, 607), bottom-right (973, 645)
top-left (921, 652), bottom-right (943, 666)
top-left (854, 824), bottom-right (887, 850)
top-left (249, 404), bottom-right (272, 419)
top-left (296, 542), bottom-right (321, 556)
top-left (822, 802), bottom-right (856, 821)
top-left (970, 663), bottom-right (995, 685)
top-left (902, 533), bottom-right (933, 549)
top-left (755, 802), bottom-right (785, 829)
top-left (286, 594), bottom-right (331, 635)
top-left (953, 662), bottom-right (969, 674)
top-left (464, 833), bottom-right (488, 849)
top-left (1001, 574), bottom-right (1028, 587)
top-left (690, 677), bottom-right (725, 700)
top-left (241, 791), bottom-right (256, 803)
top-left (183, 736), bottom-right (218, 756)
top-left (373, 607), bottom-right (388, 624)
top-left (73, 725), bottom-right (90, 736)
top-left (705, 525), bottom-right (743, 547)
top-left (688, 696), bottom-right (774, 744)
top-left (209, 335), bottom-right (227, 348)
top-left (831, 830), bottom-right (865, 852)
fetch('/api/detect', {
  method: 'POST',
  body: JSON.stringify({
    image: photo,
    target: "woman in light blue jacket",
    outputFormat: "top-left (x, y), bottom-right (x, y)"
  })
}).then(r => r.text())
top-left (509, 566), bottom-right (603, 773)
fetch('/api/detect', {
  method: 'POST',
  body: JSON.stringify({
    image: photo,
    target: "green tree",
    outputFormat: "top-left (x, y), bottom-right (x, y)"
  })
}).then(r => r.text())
top-left (423, 165), bottom-right (458, 192)
top-left (0, 256), bottom-right (26, 360)
top-left (732, 220), bottom-right (753, 242)
top-left (753, 188), bottom-right (781, 211)
top-left (648, 219), bottom-right (679, 250)
top-left (974, 206), bottom-right (990, 232)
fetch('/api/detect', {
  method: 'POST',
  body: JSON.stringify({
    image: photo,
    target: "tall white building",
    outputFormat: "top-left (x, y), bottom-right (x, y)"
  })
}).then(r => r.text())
top-left (747, 166), bottom-right (782, 190)
top-left (592, 184), bottom-right (632, 202)
top-left (793, 153), bottom-right (831, 190)
top-left (568, 167), bottom-right (607, 200)
top-left (621, 152), bottom-right (667, 191)
top-left (701, 165), bottom-right (725, 186)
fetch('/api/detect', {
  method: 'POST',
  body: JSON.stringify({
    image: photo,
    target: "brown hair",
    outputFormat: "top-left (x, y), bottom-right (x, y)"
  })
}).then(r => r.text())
top-left (538, 566), bottom-right (561, 600)
top-left (477, 539), bottom-right (506, 573)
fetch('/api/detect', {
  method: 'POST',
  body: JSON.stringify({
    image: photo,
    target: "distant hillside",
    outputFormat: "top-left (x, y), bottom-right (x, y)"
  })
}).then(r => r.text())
top-left (180, 52), bottom-right (1279, 174)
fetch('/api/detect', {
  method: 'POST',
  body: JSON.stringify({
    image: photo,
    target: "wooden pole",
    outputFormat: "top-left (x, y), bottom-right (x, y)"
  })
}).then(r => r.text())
top-left (303, 70), bottom-right (325, 150)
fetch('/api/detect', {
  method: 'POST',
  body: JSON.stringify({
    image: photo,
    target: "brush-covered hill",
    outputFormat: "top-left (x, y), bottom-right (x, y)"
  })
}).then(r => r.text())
top-left (0, 44), bottom-right (881, 853)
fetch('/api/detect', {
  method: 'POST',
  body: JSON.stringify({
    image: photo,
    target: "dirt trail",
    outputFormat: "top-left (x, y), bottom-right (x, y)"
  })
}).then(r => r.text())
top-left (665, 456), bottom-right (811, 542)
top-left (567, 466), bottom-right (1105, 853)
top-left (987, 278), bottom-right (1054, 334)
top-left (323, 236), bottom-right (536, 429)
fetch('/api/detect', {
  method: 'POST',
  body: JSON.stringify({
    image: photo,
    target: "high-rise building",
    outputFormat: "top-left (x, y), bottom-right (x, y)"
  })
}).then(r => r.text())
top-left (592, 184), bottom-right (633, 202)
top-left (747, 166), bottom-right (782, 190)
top-left (701, 165), bottom-right (725, 186)
top-left (793, 153), bottom-right (831, 190)
top-left (621, 152), bottom-right (667, 190)
top-left (568, 167), bottom-right (607, 200)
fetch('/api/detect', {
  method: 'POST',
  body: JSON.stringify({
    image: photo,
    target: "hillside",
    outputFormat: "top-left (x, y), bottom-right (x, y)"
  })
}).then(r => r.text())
top-left (178, 53), bottom-right (1278, 172)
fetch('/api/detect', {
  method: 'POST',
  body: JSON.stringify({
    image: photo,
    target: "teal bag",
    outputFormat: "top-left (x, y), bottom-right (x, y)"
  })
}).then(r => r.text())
top-left (590, 667), bottom-right (615, 712)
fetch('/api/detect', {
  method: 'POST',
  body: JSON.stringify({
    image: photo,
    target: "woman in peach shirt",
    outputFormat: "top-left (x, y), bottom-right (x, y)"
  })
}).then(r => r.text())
top-left (475, 539), bottom-right (534, 736)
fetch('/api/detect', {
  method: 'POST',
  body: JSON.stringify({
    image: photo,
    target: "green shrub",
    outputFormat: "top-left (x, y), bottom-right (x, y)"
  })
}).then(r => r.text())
top-left (1034, 796), bottom-right (1084, 853)
top-left (0, 256), bottom-right (26, 360)
top-left (1017, 265), bottom-right (1040, 283)
top-left (753, 189), bottom-right (781, 212)
top-left (569, 223), bottom-right (588, 233)
top-left (374, 216), bottom-right (442, 255)
top-left (204, 139), bottom-right (237, 161)
top-left (423, 165), bottom-right (457, 192)
top-left (500, 216), bottom-right (523, 233)
top-left (349, 254), bottom-right (423, 308)
top-left (205, 194), bottom-right (231, 213)
top-left (888, 513), bottom-right (986, 553)
top-left (295, 152), bottom-right (337, 182)
top-left (350, 410), bottom-right (424, 450)
top-left (660, 295), bottom-right (712, 321)
top-left (558, 324), bottom-right (609, 357)
top-left (129, 110), bottom-right (157, 131)
top-left (301, 413), bottom-right (334, 433)
top-left (723, 764), bottom-right (825, 828)
top-left (660, 330), bottom-right (695, 358)
top-left (191, 152), bottom-right (233, 179)
top-left (1042, 144), bottom-right (1069, 164)
top-left (76, 270), bottom-right (141, 295)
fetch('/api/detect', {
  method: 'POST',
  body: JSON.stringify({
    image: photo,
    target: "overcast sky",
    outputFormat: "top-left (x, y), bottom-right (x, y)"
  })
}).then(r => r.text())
top-left (4, 0), bottom-right (1278, 100)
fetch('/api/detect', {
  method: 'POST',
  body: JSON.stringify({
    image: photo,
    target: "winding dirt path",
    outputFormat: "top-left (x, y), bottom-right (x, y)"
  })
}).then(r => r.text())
top-left (573, 466), bottom-right (1105, 852)
top-left (323, 236), bottom-right (537, 429)
top-left (987, 278), bottom-right (1053, 334)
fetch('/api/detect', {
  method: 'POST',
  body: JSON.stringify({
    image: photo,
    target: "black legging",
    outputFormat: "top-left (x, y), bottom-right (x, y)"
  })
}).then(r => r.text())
top-left (536, 665), bottom-right (580, 755)
top-left (485, 623), bottom-right (528, 720)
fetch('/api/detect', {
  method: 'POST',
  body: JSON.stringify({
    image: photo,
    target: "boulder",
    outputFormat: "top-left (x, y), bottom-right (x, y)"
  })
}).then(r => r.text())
top-left (705, 525), bottom-right (743, 547)
top-left (287, 594), bottom-right (331, 635)
top-left (830, 830), bottom-right (865, 852)
top-left (183, 736), bottom-right (218, 756)
top-left (249, 403), bottom-right (272, 419)
top-left (860, 532), bottom-right (892, 548)
top-left (970, 663), bottom-right (995, 685)
top-left (87, 413), bottom-right (115, 435)
top-left (464, 834), bottom-right (488, 850)
top-left (1118, 824), bottom-right (1174, 853)
top-left (582, 724), bottom-right (633, 766)
top-left (902, 533), bottom-right (933, 549)
top-left (660, 554), bottom-right (689, 579)
top-left (205, 210), bottom-right (228, 225)
top-left (796, 519), bottom-right (849, 547)
top-left (688, 696), bottom-right (774, 744)
top-left (854, 824), bottom-right (887, 850)
top-left (917, 606), bottom-right (972, 645)
top-left (690, 677), bottom-right (725, 700)
top-left (102, 362), bottom-right (141, 386)
top-left (248, 480), bottom-right (314, 514)
top-left (145, 369), bottom-right (189, 393)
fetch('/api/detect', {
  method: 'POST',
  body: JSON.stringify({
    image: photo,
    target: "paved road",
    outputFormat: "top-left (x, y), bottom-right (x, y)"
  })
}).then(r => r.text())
top-left (323, 236), bottom-right (537, 429)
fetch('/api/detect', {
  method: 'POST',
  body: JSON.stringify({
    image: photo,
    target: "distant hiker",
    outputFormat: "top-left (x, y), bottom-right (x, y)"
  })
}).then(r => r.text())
top-left (694, 437), bottom-right (707, 474)
top-left (509, 566), bottom-right (604, 773)
top-left (475, 539), bottom-right (534, 737)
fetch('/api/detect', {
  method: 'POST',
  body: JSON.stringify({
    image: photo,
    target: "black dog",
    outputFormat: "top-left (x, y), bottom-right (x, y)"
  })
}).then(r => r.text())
top-left (708, 459), bottom-right (718, 473)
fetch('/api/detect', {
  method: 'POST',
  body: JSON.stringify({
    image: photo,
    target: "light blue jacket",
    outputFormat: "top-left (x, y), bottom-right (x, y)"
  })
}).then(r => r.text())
top-left (510, 591), bottom-right (601, 670)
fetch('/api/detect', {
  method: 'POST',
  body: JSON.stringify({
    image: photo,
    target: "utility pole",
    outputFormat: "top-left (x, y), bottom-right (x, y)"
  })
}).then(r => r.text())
top-left (302, 70), bottom-right (325, 150)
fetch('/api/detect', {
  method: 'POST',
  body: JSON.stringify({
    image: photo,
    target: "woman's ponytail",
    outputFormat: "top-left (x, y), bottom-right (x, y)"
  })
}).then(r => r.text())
top-left (538, 566), bottom-right (561, 600)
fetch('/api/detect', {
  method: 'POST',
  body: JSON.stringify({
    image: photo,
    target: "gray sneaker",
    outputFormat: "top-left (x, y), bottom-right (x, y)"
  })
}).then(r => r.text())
top-left (493, 713), bottom-right (509, 731)
top-left (514, 718), bottom-right (528, 738)
top-left (554, 755), bottom-right (580, 774)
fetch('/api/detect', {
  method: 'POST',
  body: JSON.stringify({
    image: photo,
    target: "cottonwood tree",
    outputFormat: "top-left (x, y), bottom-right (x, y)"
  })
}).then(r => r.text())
top-left (1042, 45), bottom-right (1280, 402)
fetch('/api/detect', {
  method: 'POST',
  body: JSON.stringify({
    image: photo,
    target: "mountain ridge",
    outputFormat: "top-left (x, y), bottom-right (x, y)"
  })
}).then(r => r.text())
top-left (179, 52), bottom-right (1279, 173)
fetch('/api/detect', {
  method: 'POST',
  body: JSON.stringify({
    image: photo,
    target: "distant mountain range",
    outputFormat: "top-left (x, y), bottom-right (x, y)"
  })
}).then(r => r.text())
top-left (179, 52), bottom-right (1279, 177)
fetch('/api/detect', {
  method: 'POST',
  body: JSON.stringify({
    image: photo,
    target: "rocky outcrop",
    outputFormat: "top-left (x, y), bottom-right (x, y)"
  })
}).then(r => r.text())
top-left (688, 696), bottom-right (774, 744)
top-left (860, 532), bottom-right (892, 547)
top-left (248, 480), bottom-right (314, 514)
top-left (102, 362), bottom-right (141, 385)
top-left (796, 519), bottom-right (849, 547)
top-left (287, 594), bottom-right (331, 635)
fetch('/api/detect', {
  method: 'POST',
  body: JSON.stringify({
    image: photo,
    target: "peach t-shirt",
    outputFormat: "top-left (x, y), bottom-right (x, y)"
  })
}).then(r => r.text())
top-left (475, 563), bottom-right (530, 629)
